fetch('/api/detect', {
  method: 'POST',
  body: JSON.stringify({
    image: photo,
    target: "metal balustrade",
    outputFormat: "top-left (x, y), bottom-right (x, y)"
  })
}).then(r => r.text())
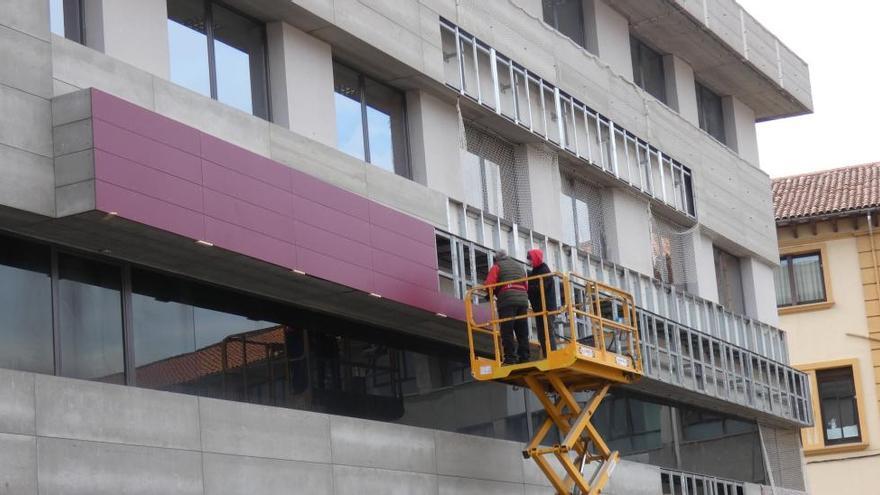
top-left (436, 229), bottom-right (813, 426)
top-left (660, 469), bottom-right (746, 495)
top-left (440, 18), bottom-right (696, 219)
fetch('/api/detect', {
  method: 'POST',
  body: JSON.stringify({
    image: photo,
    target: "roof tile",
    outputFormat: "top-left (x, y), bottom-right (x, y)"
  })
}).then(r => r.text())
top-left (772, 162), bottom-right (880, 221)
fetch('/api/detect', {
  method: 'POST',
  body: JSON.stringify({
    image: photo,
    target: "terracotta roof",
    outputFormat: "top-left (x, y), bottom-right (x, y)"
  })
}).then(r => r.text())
top-left (772, 162), bottom-right (880, 221)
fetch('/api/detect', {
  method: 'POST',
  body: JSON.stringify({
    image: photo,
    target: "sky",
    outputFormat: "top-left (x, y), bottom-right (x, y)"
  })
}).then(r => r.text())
top-left (736, 0), bottom-right (880, 178)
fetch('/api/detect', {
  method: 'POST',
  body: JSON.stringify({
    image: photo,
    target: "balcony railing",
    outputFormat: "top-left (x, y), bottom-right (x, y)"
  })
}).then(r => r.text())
top-left (440, 18), bottom-right (696, 219)
top-left (660, 469), bottom-right (745, 495)
top-left (436, 226), bottom-right (812, 426)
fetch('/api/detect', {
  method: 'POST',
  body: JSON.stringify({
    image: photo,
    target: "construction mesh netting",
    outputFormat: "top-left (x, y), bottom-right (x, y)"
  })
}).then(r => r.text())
top-left (560, 169), bottom-right (606, 258)
top-left (759, 425), bottom-right (807, 492)
top-left (650, 212), bottom-right (696, 291)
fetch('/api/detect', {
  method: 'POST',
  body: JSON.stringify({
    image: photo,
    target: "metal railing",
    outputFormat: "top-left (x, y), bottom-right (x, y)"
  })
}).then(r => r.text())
top-left (660, 469), bottom-right (745, 495)
top-left (440, 18), bottom-right (696, 219)
top-left (437, 230), bottom-right (812, 426)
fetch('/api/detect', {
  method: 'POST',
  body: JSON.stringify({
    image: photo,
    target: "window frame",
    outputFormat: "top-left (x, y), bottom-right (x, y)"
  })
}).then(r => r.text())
top-left (332, 60), bottom-right (411, 178)
top-left (167, 0), bottom-right (271, 119)
top-left (776, 244), bottom-right (834, 314)
top-left (542, 0), bottom-right (586, 48)
top-left (798, 359), bottom-right (868, 455)
top-left (629, 35), bottom-right (667, 104)
top-left (695, 81), bottom-right (726, 144)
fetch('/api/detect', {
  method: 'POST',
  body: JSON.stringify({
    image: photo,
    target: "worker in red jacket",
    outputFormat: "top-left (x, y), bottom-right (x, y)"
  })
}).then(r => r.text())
top-left (527, 248), bottom-right (557, 358)
top-left (484, 250), bottom-right (530, 364)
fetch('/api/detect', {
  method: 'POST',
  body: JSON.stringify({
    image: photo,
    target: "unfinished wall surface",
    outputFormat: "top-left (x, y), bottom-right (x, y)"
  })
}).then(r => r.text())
top-left (0, 367), bottom-right (663, 495)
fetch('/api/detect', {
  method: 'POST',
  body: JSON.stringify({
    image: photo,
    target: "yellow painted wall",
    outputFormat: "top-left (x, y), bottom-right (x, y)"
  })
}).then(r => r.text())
top-left (777, 220), bottom-right (880, 494)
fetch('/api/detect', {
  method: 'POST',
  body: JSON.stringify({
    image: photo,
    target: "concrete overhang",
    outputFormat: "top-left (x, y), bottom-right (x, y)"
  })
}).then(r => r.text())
top-left (612, 0), bottom-right (812, 121)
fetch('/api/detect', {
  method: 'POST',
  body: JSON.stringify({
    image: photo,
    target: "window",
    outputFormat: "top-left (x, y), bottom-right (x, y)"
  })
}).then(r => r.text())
top-left (542, 0), bottom-right (586, 48)
top-left (560, 174), bottom-right (605, 257)
top-left (333, 62), bottom-right (410, 177)
top-left (630, 36), bottom-right (666, 103)
top-left (167, 0), bottom-right (269, 118)
top-left (817, 367), bottom-right (861, 445)
top-left (775, 251), bottom-right (826, 307)
top-left (714, 247), bottom-right (744, 314)
top-left (49, 0), bottom-right (83, 43)
top-left (696, 82), bottom-right (725, 143)
top-left (650, 215), bottom-right (692, 288)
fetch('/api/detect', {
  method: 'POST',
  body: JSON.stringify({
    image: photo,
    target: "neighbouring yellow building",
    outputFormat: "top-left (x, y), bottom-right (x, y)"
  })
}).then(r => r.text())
top-left (773, 162), bottom-right (880, 494)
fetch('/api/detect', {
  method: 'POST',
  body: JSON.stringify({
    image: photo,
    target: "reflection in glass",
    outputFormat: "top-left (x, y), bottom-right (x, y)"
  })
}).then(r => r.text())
top-left (58, 254), bottom-right (124, 384)
top-left (212, 4), bottom-right (268, 116)
top-left (49, 0), bottom-right (83, 42)
top-left (0, 236), bottom-right (53, 374)
top-left (334, 63), bottom-right (366, 162)
top-left (167, 0), bottom-right (210, 98)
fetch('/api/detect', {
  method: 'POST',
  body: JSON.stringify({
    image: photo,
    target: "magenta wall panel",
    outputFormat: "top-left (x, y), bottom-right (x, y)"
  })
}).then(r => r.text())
top-left (89, 89), bottom-right (469, 323)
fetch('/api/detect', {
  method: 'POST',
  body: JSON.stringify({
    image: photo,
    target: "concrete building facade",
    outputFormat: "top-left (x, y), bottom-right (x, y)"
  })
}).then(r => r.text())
top-left (0, 0), bottom-right (812, 493)
top-left (774, 163), bottom-right (880, 495)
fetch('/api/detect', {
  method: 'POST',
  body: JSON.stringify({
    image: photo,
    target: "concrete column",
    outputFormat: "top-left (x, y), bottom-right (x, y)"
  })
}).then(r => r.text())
top-left (602, 188), bottom-right (653, 275)
top-left (82, 0), bottom-right (170, 79)
top-left (522, 144), bottom-right (563, 240)
top-left (690, 232), bottom-right (720, 303)
top-left (663, 55), bottom-right (699, 126)
top-left (740, 256), bottom-right (779, 325)
top-left (406, 91), bottom-right (464, 200)
top-left (722, 95), bottom-right (760, 167)
top-left (584, 0), bottom-right (633, 78)
top-left (266, 22), bottom-right (336, 147)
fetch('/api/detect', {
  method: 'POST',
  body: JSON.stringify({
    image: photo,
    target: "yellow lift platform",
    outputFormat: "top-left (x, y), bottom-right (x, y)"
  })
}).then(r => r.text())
top-left (465, 272), bottom-right (643, 495)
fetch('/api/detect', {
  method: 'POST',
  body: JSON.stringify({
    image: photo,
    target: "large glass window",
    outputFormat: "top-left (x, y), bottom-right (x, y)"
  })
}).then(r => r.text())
top-left (49, 0), bottom-right (83, 43)
top-left (696, 82), bottom-right (726, 143)
top-left (542, 0), bottom-right (586, 48)
top-left (57, 254), bottom-right (125, 384)
top-left (333, 62), bottom-right (409, 177)
top-left (0, 237), bottom-right (54, 374)
top-left (714, 247), bottom-right (744, 314)
top-left (167, 0), bottom-right (269, 118)
top-left (817, 367), bottom-right (861, 445)
top-left (774, 252), bottom-right (826, 307)
top-left (630, 36), bottom-right (666, 103)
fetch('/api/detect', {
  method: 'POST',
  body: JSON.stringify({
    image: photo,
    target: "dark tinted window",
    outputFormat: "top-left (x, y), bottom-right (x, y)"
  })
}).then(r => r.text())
top-left (817, 367), bottom-right (861, 445)
top-left (696, 82), bottom-right (725, 143)
top-left (334, 62), bottom-right (410, 177)
top-left (0, 236), bottom-right (53, 374)
top-left (167, 0), bottom-right (269, 118)
top-left (630, 36), bottom-right (666, 103)
top-left (714, 247), bottom-right (744, 314)
top-left (58, 254), bottom-right (125, 384)
top-left (542, 0), bottom-right (586, 48)
top-left (49, 0), bottom-right (83, 43)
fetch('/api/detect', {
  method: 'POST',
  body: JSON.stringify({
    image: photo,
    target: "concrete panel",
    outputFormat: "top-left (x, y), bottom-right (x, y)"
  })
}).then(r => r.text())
top-left (364, 160), bottom-right (448, 227)
top-left (722, 95), bottom-right (760, 167)
top-left (0, 84), bottom-right (52, 158)
top-left (55, 179), bottom-right (95, 216)
top-left (0, 24), bottom-right (52, 99)
top-left (604, 459), bottom-right (661, 495)
top-left (438, 476), bottom-right (526, 495)
top-left (603, 188), bottom-right (653, 275)
top-left (741, 256), bottom-right (779, 326)
top-left (0, 368), bottom-right (35, 436)
top-left (51, 35), bottom-right (156, 109)
top-left (0, 143), bottom-right (55, 217)
top-left (524, 144), bottom-right (563, 241)
top-left (203, 453), bottom-right (332, 495)
top-left (434, 431), bottom-right (524, 483)
top-left (52, 118), bottom-right (92, 157)
top-left (199, 397), bottom-right (331, 463)
top-left (52, 78), bottom-right (80, 97)
top-left (330, 416), bottom-right (436, 473)
top-left (0, 0), bottom-right (50, 41)
top-left (587, 0), bottom-right (633, 79)
top-left (153, 78), bottom-right (270, 156)
top-left (55, 149), bottom-right (95, 187)
top-left (36, 437), bottom-right (203, 495)
top-left (86, 0), bottom-right (170, 78)
top-left (34, 374), bottom-right (201, 450)
top-left (51, 89), bottom-right (92, 127)
top-left (333, 465), bottom-right (439, 495)
top-left (0, 433), bottom-right (37, 495)
top-left (664, 55), bottom-right (698, 126)
top-left (406, 90), bottom-right (463, 202)
top-left (267, 22), bottom-right (336, 147)
top-left (269, 123), bottom-right (368, 197)
top-left (692, 231), bottom-right (720, 303)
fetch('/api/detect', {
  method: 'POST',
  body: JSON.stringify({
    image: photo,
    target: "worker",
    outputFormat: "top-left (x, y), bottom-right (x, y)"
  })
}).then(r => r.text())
top-left (484, 249), bottom-right (530, 364)
top-left (527, 248), bottom-right (557, 357)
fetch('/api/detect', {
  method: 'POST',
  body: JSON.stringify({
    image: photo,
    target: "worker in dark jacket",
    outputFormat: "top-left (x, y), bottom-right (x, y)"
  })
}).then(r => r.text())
top-left (484, 250), bottom-right (530, 364)
top-left (527, 249), bottom-right (557, 358)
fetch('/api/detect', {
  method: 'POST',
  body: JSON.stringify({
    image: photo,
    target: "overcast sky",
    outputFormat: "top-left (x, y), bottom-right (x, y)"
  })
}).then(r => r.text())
top-left (735, 0), bottom-right (880, 178)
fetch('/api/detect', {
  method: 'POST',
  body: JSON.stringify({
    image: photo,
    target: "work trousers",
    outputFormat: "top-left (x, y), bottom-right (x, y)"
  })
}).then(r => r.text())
top-left (499, 304), bottom-right (530, 363)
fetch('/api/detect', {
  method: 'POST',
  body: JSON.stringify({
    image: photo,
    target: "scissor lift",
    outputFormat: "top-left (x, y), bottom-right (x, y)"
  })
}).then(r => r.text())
top-left (465, 272), bottom-right (643, 495)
